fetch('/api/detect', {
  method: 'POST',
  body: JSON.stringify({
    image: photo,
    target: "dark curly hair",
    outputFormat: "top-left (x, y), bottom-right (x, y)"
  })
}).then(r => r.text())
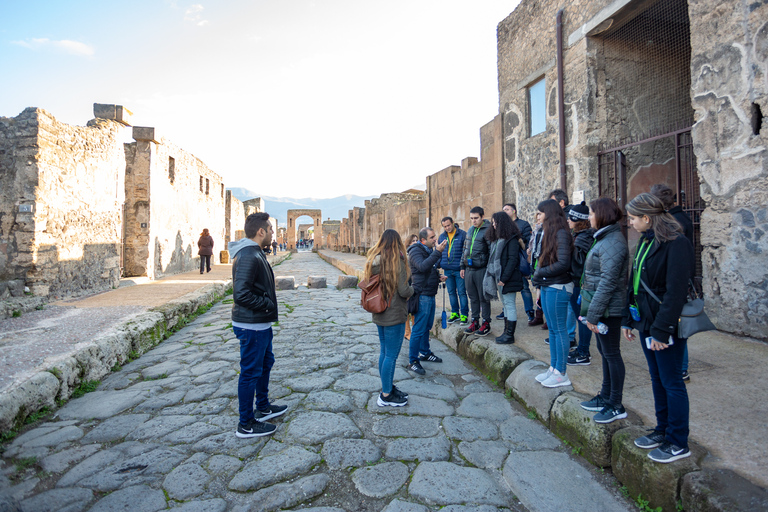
top-left (486, 211), bottom-right (520, 242)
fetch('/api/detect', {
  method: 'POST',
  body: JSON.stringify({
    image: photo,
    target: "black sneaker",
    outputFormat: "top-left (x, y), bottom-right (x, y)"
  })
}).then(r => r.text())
top-left (447, 313), bottom-right (460, 324)
top-left (593, 404), bottom-right (627, 424)
top-left (526, 310), bottom-right (535, 323)
top-left (459, 315), bottom-right (469, 325)
top-left (567, 352), bottom-right (591, 366)
top-left (496, 312), bottom-right (505, 320)
top-left (419, 352), bottom-right (443, 363)
top-left (408, 361), bottom-right (426, 375)
top-left (476, 320), bottom-right (491, 336)
top-left (464, 319), bottom-right (480, 334)
top-left (236, 419), bottom-right (277, 438)
top-left (254, 404), bottom-right (288, 422)
top-left (391, 385), bottom-right (408, 398)
top-left (580, 394), bottom-right (609, 412)
top-left (682, 370), bottom-right (690, 382)
top-left (634, 430), bottom-right (666, 449)
top-left (569, 339), bottom-right (577, 351)
top-left (377, 392), bottom-right (408, 407)
top-left (648, 442), bottom-right (690, 463)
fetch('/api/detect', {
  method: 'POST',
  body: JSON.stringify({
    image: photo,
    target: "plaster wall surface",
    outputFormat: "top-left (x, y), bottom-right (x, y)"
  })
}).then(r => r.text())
top-left (225, 190), bottom-right (245, 245)
top-left (0, 108), bottom-right (126, 298)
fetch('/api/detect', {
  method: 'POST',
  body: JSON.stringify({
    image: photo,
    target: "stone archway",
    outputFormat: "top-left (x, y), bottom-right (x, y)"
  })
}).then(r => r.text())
top-left (286, 209), bottom-right (323, 250)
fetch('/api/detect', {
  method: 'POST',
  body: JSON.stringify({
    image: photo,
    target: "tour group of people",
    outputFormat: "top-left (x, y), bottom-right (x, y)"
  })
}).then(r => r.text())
top-left (363, 185), bottom-right (696, 464)
top-left (224, 183), bottom-right (696, 466)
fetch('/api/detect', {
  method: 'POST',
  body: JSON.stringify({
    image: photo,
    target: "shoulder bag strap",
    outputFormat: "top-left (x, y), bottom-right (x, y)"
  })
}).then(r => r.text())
top-left (639, 278), bottom-right (662, 304)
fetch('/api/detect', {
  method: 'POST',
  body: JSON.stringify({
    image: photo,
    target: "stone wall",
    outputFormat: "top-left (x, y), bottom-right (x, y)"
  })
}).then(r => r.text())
top-left (0, 107), bottom-right (126, 298)
top-left (364, 193), bottom-right (425, 250)
top-left (688, 0), bottom-right (768, 339)
top-left (242, 197), bottom-right (264, 216)
top-left (322, 220), bottom-right (340, 249)
top-left (427, 116), bottom-right (503, 230)
top-left (224, 190), bottom-right (245, 246)
top-left (123, 127), bottom-right (225, 279)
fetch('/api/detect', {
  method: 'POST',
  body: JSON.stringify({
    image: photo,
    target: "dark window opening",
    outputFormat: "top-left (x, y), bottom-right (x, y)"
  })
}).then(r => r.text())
top-left (199, 175), bottom-right (204, 192)
top-left (205, 178), bottom-right (210, 195)
top-left (168, 157), bottom-right (175, 184)
top-left (752, 103), bottom-right (763, 136)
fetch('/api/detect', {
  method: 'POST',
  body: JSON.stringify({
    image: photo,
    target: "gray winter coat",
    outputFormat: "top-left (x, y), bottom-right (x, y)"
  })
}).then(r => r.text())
top-left (581, 223), bottom-right (628, 324)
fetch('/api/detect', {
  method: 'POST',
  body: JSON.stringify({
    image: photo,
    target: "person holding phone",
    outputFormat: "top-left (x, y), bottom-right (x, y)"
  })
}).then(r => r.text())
top-left (622, 193), bottom-right (694, 463)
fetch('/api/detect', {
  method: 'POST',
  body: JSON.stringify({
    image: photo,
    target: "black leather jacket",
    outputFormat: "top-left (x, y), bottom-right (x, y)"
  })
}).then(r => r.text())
top-left (231, 244), bottom-right (278, 323)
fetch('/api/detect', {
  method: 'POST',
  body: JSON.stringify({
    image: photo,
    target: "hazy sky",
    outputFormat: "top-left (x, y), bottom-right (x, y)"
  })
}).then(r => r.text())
top-left (1, 0), bottom-right (521, 199)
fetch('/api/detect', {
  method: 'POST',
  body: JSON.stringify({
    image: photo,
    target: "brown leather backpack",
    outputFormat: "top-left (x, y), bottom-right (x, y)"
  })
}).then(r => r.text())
top-left (359, 274), bottom-right (389, 313)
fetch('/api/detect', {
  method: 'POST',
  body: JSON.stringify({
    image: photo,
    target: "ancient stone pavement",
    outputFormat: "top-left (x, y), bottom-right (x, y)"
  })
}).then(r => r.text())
top-left (1, 252), bottom-right (632, 512)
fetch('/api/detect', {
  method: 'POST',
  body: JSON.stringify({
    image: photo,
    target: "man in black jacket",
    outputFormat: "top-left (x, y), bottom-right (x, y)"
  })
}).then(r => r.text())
top-left (229, 213), bottom-right (287, 438)
top-left (503, 203), bottom-right (535, 322)
top-left (461, 206), bottom-right (492, 336)
top-left (407, 227), bottom-right (447, 375)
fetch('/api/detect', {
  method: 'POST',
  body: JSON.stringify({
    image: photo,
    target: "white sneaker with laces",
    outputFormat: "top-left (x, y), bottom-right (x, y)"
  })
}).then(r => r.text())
top-left (535, 367), bottom-right (554, 383)
top-left (541, 370), bottom-right (571, 388)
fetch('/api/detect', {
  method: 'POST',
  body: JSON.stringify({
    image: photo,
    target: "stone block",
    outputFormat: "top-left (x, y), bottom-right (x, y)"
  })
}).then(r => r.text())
top-left (549, 392), bottom-right (639, 467)
top-left (307, 276), bottom-right (327, 289)
top-left (337, 275), bottom-right (358, 289)
top-left (93, 103), bottom-right (133, 125)
top-left (612, 425), bottom-right (706, 512)
top-left (275, 276), bottom-right (295, 290)
top-left (505, 359), bottom-right (571, 423)
top-left (219, 251), bottom-right (229, 264)
top-left (132, 126), bottom-right (160, 143)
top-left (681, 468), bottom-right (768, 512)
top-left (482, 344), bottom-right (531, 384)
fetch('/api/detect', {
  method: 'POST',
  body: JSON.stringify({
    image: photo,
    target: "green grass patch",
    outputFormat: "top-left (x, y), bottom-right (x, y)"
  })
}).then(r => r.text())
top-left (71, 380), bottom-right (100, 399)
top-left (11, 310), bottom-right (21, 318)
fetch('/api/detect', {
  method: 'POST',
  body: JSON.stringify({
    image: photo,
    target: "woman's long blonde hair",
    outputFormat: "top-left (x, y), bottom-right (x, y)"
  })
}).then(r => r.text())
top-left (364, 229), bottom-right (410, 302)
top-left (626, 193), bottom-right (682, 243)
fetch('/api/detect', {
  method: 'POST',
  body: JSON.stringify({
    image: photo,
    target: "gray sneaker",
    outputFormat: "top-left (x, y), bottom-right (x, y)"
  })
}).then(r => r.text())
top-left (634, 430), bottom-right (666, 449)
top-left (580, 394), bottom-right (608, 412)
top-left (593, 404), bottom-right (627, 424)
top-left (541, 371), bottom-right (571, 388)
top-left (535, 367), bottom-right (554, 383)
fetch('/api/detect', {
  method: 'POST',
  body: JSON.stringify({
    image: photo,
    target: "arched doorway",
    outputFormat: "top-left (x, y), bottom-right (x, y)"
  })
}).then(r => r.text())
top-left (286, 209), bottom-right (323, 250)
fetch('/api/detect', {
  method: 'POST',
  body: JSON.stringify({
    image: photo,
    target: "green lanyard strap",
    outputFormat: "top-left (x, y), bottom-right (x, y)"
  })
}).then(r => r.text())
top-left (469, 227), bottom-right (480, 255)
top-left (632, 239), bottom-right (654, 297)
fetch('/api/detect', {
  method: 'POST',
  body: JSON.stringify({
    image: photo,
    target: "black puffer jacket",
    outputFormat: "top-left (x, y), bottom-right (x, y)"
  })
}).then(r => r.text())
top-left (230, 243), bottom-right (278, 323)
top-left (498, 236), bottom-right (524, 294)
top-left (571, 227), bottom-right (597, 286)
top-left (622, 231), bottom-right (694, 342)
top-left (408, 242), bottom-right (442, 296)
top-left (531, 229), bottom-right (573, 287)
top-left (461, 220), bottom-right (491, 270)
top-left (581, 223), bottom-right (628, 324)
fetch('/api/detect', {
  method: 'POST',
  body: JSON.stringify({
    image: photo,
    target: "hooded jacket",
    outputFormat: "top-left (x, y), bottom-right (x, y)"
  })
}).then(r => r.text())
top-left (370, 254), bottom-right (414, 326)
top-left (438, 227), bottom-right (467, 271)
top-left (461, 220), bottom-right (491, 270)
top-left (229, 238), bottom-right (278, 324)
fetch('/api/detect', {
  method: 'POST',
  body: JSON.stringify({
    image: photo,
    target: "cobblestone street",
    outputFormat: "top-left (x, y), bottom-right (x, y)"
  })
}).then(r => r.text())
top-left (1, 252), bottom-right (632, 512)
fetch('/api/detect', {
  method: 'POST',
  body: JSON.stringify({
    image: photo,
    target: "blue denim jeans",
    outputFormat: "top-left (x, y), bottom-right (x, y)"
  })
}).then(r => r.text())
top-left (567, 295), bottom-right (577, 341)
top-left (639, 331), bottom-right (689, 449)
top-left (682, 345), bottom-right (689, 373)
top-left (541, 286), bottom-right (571, 373)
top-left (377, 323), bottom-right (406, 394)
top-left (234, 326), bottom-right (275, 425)
top-left (570, 285), bottom-right (592, 354)
top-left (521, 276), bottom-right (534, 313)
top-left (444, 269), bottom-right (468, 317)
top-left (409, 294), bottom-right (436, 363)
top-left (497, 286), bottom-right (517, 322)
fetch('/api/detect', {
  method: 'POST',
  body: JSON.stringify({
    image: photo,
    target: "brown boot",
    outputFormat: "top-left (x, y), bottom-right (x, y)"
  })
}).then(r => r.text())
top-left (528, 308), bottom-right (543, 326)
top-left (541, 321), bottom-right (548, 330)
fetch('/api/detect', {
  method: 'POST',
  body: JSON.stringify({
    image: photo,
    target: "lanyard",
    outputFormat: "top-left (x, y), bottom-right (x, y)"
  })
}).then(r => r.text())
top-left (469, 226), bottom-right (480, 255)
top-left (632, 239), bottom-right (653, 296)
top-left (447, 232), bottom-right (455, 258)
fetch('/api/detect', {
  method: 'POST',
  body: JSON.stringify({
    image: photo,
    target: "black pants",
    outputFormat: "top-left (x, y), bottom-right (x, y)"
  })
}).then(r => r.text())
top-left (465, 268), bottom-right (490, 321)
top-left (200, 255), bottom-right (211, 273)
top-left (596, 316), bottom-right (625, 406)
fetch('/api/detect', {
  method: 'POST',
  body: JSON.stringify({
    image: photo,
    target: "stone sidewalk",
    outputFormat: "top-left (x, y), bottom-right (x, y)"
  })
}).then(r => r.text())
top-left (318, 250), bottom-right (768, 496)
top-left (0, 252), bottom-right (633, 512)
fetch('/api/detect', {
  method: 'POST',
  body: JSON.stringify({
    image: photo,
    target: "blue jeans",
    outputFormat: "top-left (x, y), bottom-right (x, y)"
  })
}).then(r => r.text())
top-left (409, 294), bottom-right (436, 363)
top-left (541, 286), bottom-right (571, 373)
top-left (497, 286), bottom-right (517, 322)
top-left (521, 277), bottom-right (534, 313)
top-left (567, 296), bottom-right (576, 341)
top-left (570, 285), bottom-right (592, 354)
top-left (234, 326), bottom-right (275, 425)
top-left (444, 269), bottom-right (468, 317)
top-left (682, 345), bottom-right (689, 373)
top-left (639, 331), bottom-right (689, 449)
top-left (377, 323), bottom-right (406, 394)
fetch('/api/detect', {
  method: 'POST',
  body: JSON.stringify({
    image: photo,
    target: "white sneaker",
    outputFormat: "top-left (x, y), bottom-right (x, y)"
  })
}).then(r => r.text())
top-left (541, 370), bottom-right (571, 388)
top-left (535, 367), bottom-right (554, 383)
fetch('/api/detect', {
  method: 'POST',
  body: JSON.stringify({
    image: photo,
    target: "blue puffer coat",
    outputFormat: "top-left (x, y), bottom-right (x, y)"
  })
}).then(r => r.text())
top-left (438, 227), bottom-right (467, 271)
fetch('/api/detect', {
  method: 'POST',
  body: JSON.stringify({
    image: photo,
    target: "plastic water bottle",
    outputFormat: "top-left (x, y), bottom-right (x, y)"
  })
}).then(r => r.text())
top-left (578, 316), bottom-right (608, 334)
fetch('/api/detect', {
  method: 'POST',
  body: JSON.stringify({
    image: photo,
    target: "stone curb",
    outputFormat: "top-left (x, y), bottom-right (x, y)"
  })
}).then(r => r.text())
top-left (1, 296), bottom-right (48, 321)
top-left (0, 280), bottom-right (232, 433)
top-left (316, 252), bottom-right (364, 281)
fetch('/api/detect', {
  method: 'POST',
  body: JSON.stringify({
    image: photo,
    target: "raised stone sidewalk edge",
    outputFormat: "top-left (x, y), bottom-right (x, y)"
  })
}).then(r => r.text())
top-left (0, 280), bottom-right (232, 434)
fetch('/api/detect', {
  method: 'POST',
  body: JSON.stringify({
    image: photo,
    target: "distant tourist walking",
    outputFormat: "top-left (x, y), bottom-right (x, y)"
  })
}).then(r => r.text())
top-left (623, 193), bottom-right (694, 463)
top-left (462, 206), bottom-right (492, 336)
top-left (438, 217), bottom-right (469, 325)
top-left (272, 240), bottom-right (278, 254)
top-left (229, 213), bottom-right (287, 438)
top-left (484, 211), bottom-right (524, 344)
top-left (198, 228), bottom-right (214, 274)
top-left (532, 199), bottom-right (574, 388)
top-left (577, 198), bottom-right (628, 424)
top-left (407, 227), bottom-right (447, 375)
top-left (365, 229), bottom-right (414, 407)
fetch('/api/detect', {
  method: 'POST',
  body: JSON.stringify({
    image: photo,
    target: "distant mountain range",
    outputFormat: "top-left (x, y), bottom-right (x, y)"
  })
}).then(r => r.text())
top-left (228, 188), bottom-right (376, 227)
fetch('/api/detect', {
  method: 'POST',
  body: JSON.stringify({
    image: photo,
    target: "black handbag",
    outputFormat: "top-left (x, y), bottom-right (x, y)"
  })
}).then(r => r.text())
top-left (640, 279), bottom-right (716, 339)
top-left (407, 293), bottom-right (420, 315)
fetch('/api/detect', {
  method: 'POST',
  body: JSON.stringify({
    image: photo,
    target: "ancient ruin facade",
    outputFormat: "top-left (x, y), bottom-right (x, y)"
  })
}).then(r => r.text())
top-left (224, 190), bottom-right (245, 246)
top-left (498, 0), bottom-right (768, 339)
top-left (426, 116), bottom-right (503, 231)
top-left (363, 192), bottom-right (426, 250)
top-left (286, 209), bottom-right (322, 250)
